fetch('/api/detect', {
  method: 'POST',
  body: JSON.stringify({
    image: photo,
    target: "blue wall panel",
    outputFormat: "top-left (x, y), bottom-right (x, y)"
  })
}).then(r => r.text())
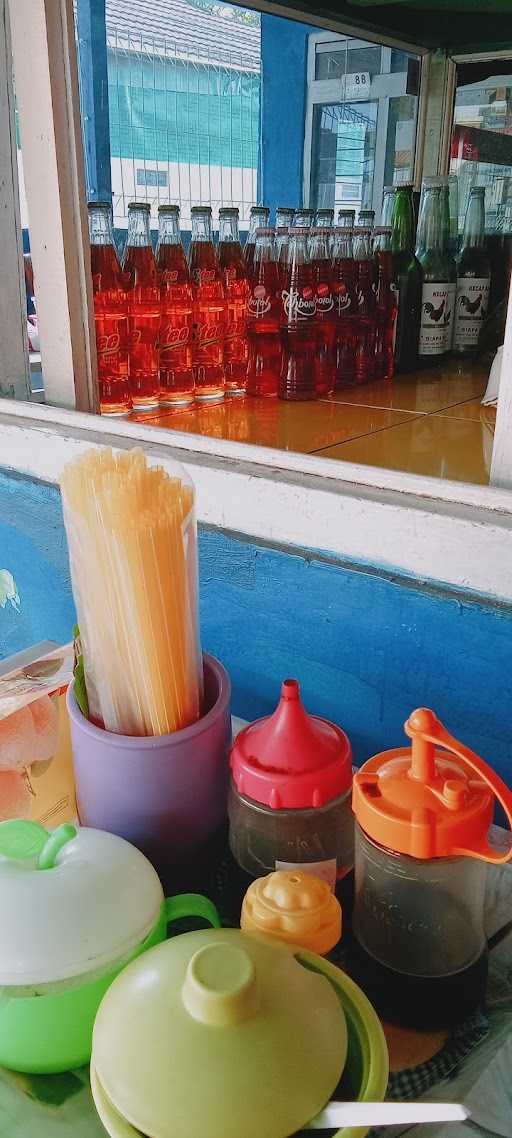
top-left (1, 469), bottom-right (512, 784)
top-left (260, 14), bottom-right (311, 214)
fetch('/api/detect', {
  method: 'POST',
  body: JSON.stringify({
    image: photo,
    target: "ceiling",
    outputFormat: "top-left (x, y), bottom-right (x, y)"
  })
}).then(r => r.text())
top-left (270, 0), bottom-right (512, 53)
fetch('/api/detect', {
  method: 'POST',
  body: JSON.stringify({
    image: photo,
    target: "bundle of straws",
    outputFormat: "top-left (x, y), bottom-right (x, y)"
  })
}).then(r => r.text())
top-left (61, 447), bottom-right (202, 737)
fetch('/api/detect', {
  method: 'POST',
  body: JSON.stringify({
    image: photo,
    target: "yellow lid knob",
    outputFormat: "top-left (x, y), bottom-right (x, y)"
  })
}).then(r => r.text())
top-left (241, 870), bottom-right (342, 956)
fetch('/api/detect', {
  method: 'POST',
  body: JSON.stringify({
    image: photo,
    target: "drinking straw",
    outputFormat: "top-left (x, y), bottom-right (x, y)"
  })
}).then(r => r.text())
top-left (60, 447), bottom-right (202, 737)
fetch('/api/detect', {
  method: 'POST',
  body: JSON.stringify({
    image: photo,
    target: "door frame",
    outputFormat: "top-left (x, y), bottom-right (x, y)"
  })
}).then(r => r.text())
top-left (303, 30), bottom-right (428, 216)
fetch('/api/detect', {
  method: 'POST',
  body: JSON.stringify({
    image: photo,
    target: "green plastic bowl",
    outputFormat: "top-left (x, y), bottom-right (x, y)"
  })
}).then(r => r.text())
top-left (297, 951), bottom-right (389, 1138)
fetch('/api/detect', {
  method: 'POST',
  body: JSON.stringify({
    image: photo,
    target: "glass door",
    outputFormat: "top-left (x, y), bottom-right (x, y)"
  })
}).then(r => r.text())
top-left (304, 33), bottom-right (421, 219)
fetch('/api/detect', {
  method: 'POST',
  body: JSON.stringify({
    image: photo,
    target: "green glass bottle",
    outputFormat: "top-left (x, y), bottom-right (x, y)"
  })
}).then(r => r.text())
top-left (453, 187), bottom-right (491, 357)
top-left (391, 185), bottom-right (421, 373)
top-left (418, 186), bottom-right (457, 362)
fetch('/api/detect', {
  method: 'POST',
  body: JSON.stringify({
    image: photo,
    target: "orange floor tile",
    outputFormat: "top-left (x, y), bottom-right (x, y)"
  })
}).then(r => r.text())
top-left (131, 358), bottom-right (492, 485)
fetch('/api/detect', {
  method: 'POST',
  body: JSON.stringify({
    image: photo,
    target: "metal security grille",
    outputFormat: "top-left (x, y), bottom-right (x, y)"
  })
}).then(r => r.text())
top-left (105, 0), bottom-right (261, 227)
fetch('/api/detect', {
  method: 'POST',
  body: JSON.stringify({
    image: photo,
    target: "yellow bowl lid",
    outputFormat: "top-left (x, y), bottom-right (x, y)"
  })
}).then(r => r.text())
top-left (91, 927), bottom-right (347, 1138)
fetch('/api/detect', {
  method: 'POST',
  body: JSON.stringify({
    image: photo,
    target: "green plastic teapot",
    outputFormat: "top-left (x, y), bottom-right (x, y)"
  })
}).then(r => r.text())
top-left (92, 927), bottom-right (352, 1138)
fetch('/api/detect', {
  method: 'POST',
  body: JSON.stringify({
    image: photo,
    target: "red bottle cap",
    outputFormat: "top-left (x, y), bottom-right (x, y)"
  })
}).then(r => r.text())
top-left (230, 679), bottom-right (352, 810)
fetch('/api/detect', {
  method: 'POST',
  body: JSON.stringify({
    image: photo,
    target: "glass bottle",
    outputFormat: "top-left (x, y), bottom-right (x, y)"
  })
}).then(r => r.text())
top-left (418, 186), bottom-right (457, 362)
top-left (315, 208), bottom-right (334, 228)
top-left (123, 202), bottom-right (160, 410)
top-left (246, 227), bottom-right (282, 397)
top-left (275, 227), bottom-right (290, 287)
top-left (381, 187), bottom-right (395, 228)
top-left (244, 206), bottom-right (270, 275)
top-left (88, 202), bottom-right (131, 417)
top-left (338, 209), bottom-right (356, 227)
top-left (275, 207), bottom-right (294, 230)
top-left (188, 206), bottom-right (226, 401)
top-left (391, 185), bottom-right (422, 373)
top-left (156, 205), bottom-right (194, 407)
top-left (218, 207), bottom-right (249, 396)
top-left (332, 220), bottom-right (358, 388)
top-left (279, 228), bottom-right (316, 400)
top-left (358, 208), bottom-right (375, 231)
top-left (354, 227), bottom-right (376, 384)
top-left (292, 208), bottom-right (314, 229)
top-left (374, 227), bottom-right (397, 381)
top-left (453, 187), bottom-right (491, 357)
top-left (309, 226), bottom-right (335, 396)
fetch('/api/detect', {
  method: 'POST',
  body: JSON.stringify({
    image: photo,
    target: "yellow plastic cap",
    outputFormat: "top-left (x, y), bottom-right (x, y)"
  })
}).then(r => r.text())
top-left (241, 870), bottom-right (342, 955)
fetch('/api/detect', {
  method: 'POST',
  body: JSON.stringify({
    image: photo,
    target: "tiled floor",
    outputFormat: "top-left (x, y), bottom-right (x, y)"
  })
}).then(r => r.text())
top-left (132, 359), bottom-right (494, 485)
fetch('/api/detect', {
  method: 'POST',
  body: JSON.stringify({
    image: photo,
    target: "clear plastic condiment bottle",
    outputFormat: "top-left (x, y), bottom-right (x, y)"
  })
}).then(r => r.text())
top-left (351, 707), bottom-right (512, 1030)
top-left (241, 869), bottom-right (342, 957)
top-left (228, 679), bottom-right (353, 892)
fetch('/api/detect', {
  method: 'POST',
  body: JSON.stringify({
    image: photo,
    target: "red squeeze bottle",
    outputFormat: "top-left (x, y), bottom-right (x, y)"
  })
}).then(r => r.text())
top-left (123, 202), bottom-right (160, 411)
top-left (246, 227), bottom-right (282, 397)
top-left (218, 207), bottom-right (250, 396)
top-left (156, 205), bottom-right (194, 407)
top-left (88, 201), bottom-right (131, 417)
top-left (188, 206), bottom-right (226, 401)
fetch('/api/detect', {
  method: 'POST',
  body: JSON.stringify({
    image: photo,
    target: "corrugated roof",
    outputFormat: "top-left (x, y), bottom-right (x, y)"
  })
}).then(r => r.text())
top-left (105, 0), bottom-right (261, 68)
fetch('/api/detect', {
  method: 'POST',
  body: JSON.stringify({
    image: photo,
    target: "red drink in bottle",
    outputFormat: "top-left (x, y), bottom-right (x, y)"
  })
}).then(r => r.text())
top-left (374, 226), bottom-right (397, 381)
top-left (189, 206), bottom-right (226, 401)
top-left (246, 227), bottom-right (282, 397)
top-left (354, 226), bottom-right (376, 385)
top-left (88, 202), bottom-right (131, 416)
top-left (156, 205), bottom-right (194, 407)
top-left (279, 227), bottom-right (316, 401)
top-left (310, 226), bottom-right (336, 396)
top-left (218, 207), bottom-right (249, 396)
top-left (244, 206), bottom-right (270, 276)
top-left (123, 202), bottom-right (160, 410)
top-left (332, 217), bottom-right (358, 388)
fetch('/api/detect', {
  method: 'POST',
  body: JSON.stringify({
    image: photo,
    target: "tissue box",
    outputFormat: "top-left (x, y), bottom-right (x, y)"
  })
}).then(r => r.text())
top-left (0, 643), bottom-right (77, 826)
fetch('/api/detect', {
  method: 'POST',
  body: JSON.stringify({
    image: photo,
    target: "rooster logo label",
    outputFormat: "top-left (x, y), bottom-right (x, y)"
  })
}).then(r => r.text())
top-left (423, 297), bottom-right (446, 322)
top-left (458, 292), bottom-right (483, 315)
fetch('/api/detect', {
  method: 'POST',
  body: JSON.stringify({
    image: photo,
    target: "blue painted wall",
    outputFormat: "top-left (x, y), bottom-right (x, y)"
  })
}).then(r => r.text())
top-left (260, 14), bottom-right (312, 216)
top-left (76, 0), bottom-right (112, 203)
top-left (1, 468), bottom-right (512, 786)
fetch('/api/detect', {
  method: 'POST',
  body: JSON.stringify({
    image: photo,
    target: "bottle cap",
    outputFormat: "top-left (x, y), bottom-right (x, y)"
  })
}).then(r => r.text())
top-left (158, 204), bottom-right (180, 214)
top-left (230, 679), bottom-right (352, 809)
top-left (241, 870), bottom-right (342, 955)
top-left (127, 201), bottom-right (151, 212)
top-left (219, 207), bottom-right (239, 217)
top-left (353, 708), bottom-right (512, 861)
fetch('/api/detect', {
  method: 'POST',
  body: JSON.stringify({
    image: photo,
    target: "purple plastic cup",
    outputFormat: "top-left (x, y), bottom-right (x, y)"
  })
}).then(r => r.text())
top-left (67, 653), bottom-right (231, 871)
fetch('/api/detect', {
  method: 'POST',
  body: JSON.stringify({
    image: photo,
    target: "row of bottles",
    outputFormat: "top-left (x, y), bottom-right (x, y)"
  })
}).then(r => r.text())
top-left (89, 200), bottom-right (398, 414)
top-left (391, 180), bottom-right (491, 372)
top-left (89, 182), bottom-right (491, 416)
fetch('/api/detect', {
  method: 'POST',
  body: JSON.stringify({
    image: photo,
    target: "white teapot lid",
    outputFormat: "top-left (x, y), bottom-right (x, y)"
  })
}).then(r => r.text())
top-left (0, 821), bottom-right (164, 986)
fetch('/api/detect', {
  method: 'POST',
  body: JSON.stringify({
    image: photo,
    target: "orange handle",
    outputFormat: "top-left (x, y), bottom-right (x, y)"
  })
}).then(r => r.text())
top-left (405, 709), bottom-right (512, 864)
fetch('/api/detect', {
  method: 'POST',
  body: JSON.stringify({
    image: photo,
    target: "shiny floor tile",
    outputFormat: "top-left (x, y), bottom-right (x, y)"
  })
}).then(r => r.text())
top-left (433, 398), bottom-right (496, 424)
top-left (326, 360), bottom-right (488, 414)
top-left (133, 397), bottom-right (418, 454)
top-left (315, 414), bottom-right (495, 485)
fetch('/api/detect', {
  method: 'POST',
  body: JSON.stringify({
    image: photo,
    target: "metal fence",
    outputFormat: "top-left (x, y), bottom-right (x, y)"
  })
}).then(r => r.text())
top-left (105, 10), bottom-right (261, 227)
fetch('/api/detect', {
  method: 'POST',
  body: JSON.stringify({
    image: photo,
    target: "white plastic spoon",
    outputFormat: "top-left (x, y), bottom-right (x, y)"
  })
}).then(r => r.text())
top-left (309, 1100), bottom-right (469, 1129)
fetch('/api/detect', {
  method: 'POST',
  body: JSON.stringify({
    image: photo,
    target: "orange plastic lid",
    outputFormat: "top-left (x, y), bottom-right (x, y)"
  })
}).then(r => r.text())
top-left (353, 708), bottom-right (512, 862)
top-left (241, 870), bottom-right (342, 956)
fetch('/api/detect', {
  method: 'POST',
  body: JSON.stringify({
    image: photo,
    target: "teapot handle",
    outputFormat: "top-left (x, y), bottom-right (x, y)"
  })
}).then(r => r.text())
top-left (164, 893), bottom-right (221, 930)
top-left (405, 709), bottom-right (512, 864)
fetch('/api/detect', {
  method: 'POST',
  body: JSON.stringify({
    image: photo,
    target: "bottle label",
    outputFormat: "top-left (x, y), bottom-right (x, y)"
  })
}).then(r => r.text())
top-left (453, 277), bottom-right (491, 349)
top-left (334, 284), bottom-right (352, 317)
top-left (192, 268), bottom-right (217, 286)
top-left (282, 287), bottom-right (317, 320)
top-left (275, 858), bottom-right (337, 892)
top-left (159, 321), bottom-right (191, 351)
top-left (195, 321), bottom-right (224, 348)
top-left (248, 285), bottom-right (272, 318)
top-left (161, 269), bottom-right (179, 284)
top-left (316, 283), bottom-right (334, 315)
top-left (419, 283), bottom-right (453, 356)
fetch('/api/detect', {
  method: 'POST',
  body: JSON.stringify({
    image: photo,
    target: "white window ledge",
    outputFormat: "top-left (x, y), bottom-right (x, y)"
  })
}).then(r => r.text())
top-left (1, 398), bottom-right (512, 603)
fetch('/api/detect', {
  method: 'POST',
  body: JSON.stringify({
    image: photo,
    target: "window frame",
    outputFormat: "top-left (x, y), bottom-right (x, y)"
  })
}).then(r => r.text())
top-left (4, 0), bottom-right (512, 506)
